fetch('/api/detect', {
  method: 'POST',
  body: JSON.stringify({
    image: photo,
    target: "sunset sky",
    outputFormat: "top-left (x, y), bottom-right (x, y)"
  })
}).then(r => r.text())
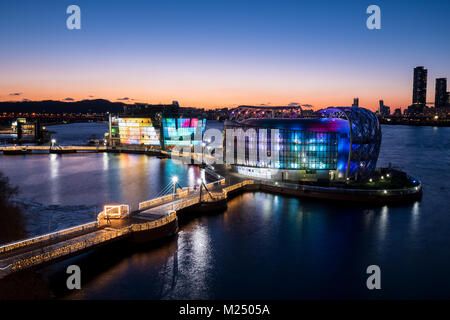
top-left (0, 0), bottom-right (449, 111)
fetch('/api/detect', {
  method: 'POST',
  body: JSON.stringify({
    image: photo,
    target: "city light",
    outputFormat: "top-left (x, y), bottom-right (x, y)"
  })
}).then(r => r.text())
top-left (172, 176), bottom-right (178, 184)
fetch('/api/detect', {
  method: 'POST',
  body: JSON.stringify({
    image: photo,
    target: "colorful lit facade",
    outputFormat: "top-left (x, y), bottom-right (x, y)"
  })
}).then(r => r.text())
top-left (109, 115), bottom-right (206, 148)
top-left (162, 118), bottom-right (206, 146)
top-left (225, 107), bottom-right (381, 182)
top-left (117, 118), bottom-right (160, 145)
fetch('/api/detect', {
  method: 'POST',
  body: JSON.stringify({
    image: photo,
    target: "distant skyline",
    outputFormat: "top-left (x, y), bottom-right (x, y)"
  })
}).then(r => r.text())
top-left (1, 0), bottom-right (449, 111)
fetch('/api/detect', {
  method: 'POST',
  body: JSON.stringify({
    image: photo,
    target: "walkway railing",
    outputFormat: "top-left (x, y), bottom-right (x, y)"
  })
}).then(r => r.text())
top-left (0, 221), bottom-right (97, 255)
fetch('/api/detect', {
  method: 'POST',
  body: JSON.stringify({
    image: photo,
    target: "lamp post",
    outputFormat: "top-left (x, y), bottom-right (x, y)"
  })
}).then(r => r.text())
top-left (197, 178), bottom-right (203, 201)
top-left (51, 139), bottom-right (56, 148)
top-left (172, 176), bottom-right (178, 196)
top-left (172, 175), bottom-right (178, 210)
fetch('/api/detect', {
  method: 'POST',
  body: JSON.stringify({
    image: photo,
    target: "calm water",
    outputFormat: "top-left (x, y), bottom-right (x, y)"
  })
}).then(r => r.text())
top-left (1, 123), bottom-right (450, 299)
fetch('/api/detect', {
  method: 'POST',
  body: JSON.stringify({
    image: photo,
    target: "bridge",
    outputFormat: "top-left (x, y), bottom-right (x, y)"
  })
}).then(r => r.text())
top-left (0, 171), bottom-right (255, 280)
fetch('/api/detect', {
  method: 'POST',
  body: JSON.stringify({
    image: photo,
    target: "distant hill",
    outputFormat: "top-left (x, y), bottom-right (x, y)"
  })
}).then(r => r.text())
top-left (0, 99), bottom-right (126, 114)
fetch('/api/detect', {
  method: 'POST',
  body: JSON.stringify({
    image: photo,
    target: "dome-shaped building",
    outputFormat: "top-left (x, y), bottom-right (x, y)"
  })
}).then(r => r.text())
top-left (224, 106), bottom-right (381, 182)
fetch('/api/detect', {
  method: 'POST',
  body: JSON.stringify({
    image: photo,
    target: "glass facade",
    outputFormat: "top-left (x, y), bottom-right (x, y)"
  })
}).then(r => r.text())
top-left (276, 130), bottom-right (338, 170)
top-left (111, 116), bottom-right (207, 147)
top-left (162, 118), bottom-right (206, 146)
top-left (225, 117), bottom-right (352, 181)
top-left (118, 118), bottom-right (160, 145)
top-left (233, 128), bottom-right (339, 170)
top-left (227, 107), bottom-right (380, 182)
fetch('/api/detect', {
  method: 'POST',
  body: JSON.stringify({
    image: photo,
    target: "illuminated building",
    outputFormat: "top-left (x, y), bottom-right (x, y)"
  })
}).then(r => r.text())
top-left (162, 117), bottom-right (206, 146)
top-left (11, 118), bottom-right (36, 137)
top-left (116, 118), bottom-right (160, 145)
top-left (11, 118), bottom-right (45, 141)
top-left (108, 100), bottom-right (206, 148)
top-left (225, 106), bottom-right (381, 182)
top-left (109, 116), bottom-right (206, 148)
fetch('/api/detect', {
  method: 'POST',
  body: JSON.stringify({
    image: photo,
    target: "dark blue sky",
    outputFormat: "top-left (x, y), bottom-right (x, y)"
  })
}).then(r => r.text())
top-left (0, 0), bottom-right (449, 109)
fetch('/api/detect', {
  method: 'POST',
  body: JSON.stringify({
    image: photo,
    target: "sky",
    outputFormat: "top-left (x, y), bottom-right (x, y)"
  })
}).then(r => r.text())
top-left (0, 0), bottom-right (449, 111)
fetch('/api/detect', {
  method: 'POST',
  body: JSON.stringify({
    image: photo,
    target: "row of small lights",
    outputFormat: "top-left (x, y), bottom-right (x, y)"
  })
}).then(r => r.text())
top-left (172, 175), bottom-right (208, 187)
top-left (369, 173), bottom-right (390, 183)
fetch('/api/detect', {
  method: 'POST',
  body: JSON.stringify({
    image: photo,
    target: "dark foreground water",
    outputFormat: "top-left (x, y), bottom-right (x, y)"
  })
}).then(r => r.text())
top-left (0, 123), bottom-right (449, 299)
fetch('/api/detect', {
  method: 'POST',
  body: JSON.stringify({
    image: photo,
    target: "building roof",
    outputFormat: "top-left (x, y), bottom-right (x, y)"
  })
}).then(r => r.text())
top-left (231, 117), bottom-right (350, 133)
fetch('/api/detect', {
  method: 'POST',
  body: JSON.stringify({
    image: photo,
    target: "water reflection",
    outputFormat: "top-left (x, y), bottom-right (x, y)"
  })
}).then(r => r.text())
top-left (64, 237), bottom-right (181, 300)
top-left (0, 153), bottom-right (205, 234)
top-left (377, 205), bottom-right (389, 246)
top-left (49, 154), bottom-right (60, 204)
top-left (409, 201), bottom-right (421, 235)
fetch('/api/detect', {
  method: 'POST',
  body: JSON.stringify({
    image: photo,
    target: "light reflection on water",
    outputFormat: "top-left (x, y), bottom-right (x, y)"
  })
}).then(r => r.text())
top-left (0, 153), bottom-right (205, 236)
top-left (0, 124), bottom-right (450, 299)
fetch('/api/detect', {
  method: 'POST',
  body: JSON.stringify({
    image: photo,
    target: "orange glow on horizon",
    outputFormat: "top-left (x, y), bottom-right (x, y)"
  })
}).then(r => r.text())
top-left (0, 91), bottom-right (412, 112)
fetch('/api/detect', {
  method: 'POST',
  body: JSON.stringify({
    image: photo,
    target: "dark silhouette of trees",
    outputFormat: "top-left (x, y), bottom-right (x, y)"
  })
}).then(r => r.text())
top-left (0, 172), bottom-right (27, 244)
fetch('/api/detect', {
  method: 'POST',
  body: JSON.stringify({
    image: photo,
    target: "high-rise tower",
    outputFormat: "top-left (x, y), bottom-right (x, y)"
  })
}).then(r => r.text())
top-left (435, 78), bottom-right (447, 109)
top-left (412, 66), bottom-right (427, 105)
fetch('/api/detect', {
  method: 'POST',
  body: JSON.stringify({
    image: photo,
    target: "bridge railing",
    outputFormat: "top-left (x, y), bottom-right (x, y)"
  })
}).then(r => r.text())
top-left (138, 176), bottom-right (226, 211)
top-left (222, 180), bottom-right (255, 196)
top-left (171, 197), bottom-right (200, 211)
top-left (129, 211), bottom-right (177, 232)
top-left (0, 221), bottom-right (98, 255)
top-left (138, 187), bottom-right (192, 211)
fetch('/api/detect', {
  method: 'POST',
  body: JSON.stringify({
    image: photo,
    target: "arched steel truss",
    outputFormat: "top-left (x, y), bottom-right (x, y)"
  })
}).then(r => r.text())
top-left (319, 107), bottom-right (382, 181)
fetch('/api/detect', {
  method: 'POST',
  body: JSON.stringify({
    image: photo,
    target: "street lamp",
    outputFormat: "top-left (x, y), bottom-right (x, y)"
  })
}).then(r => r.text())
top-left (51, 139), bottom-right (56, 147)
top-left (171, 176), bottom-right (179, 210)
top-left (197, 178), bottom-right (203, 201)
top-left (172, 176), bottom-right (178, 197)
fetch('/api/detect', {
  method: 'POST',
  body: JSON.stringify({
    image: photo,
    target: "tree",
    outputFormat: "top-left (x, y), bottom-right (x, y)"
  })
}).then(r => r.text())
top-left (0, 172), bottom-right (26, 243)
